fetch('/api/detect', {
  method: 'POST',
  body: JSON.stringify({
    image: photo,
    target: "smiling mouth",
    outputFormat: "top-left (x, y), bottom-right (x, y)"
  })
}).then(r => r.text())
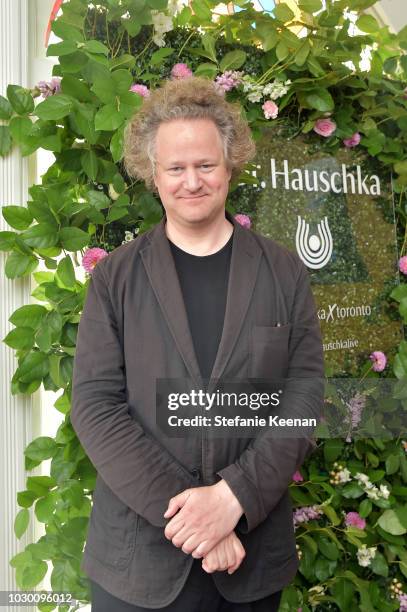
top-left (181, 195), bottom-right (206, 199)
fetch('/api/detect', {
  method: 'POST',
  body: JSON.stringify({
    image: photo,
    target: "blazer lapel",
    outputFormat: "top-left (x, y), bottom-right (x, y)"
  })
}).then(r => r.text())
top-left (208, 213), bottom-right (262, 390)
top-left (140, 217), bottom-right (202, 387)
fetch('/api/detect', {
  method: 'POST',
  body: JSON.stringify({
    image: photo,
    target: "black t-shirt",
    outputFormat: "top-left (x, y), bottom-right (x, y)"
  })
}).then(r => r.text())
top-left (169, 231), bottom-right (233, 380)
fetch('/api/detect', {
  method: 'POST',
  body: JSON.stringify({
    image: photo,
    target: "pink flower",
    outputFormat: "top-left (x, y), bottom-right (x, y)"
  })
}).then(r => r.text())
top-left (399, 256), bottom-right (407, 275)
top-left (82, 247), bottom-right (108, 274)
top-left (129, 83), bottom-right (150, 98)
top-left (313, 118), bottom-right (336, 138)
top-left (262, 100), bottom-right (279, 120)
top-left (235, 214), bottom-right (251, 229)
top-left (369, 350), bottom-right (387, 372)
top-left (344, 511), bottom-right (366, 530)
top-left (293, 505), bottom-right (322, 528)
top-left (343, 132), bottom-right (361, 148)
top-left (37, 77), bottom-right (61, 98)
top-left (398, 593), bottom-right (407, 611)
top-left (171, 63), bottom-right (193, 79)
top-left (292, 470), bottom-right (304, 482)
top-left (215, 70), bottom-right (244, 93)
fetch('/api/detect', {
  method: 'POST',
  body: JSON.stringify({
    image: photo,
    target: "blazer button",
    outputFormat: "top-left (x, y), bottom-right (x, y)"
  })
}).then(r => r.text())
top-left (191, 468), bottom-right (201, 480)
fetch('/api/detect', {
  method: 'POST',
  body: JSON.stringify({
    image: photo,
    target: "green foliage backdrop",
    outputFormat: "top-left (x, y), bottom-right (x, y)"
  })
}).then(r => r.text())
top-left (1, 0), bottom-right (407, 609)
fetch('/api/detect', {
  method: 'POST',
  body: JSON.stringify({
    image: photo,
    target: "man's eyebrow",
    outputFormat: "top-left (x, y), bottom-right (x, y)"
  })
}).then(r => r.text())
top-left (166, 158), bottom-right (217, 165)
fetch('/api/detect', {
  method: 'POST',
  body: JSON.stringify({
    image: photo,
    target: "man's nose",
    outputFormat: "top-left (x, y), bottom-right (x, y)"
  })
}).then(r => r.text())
top-left (183, 167), bottom-right (202, 190)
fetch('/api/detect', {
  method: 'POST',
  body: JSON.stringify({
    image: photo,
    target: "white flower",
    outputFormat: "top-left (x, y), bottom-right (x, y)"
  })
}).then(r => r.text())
top-left (262, 79), bottom-right (292, 100)
top-left (151, 11), bottom-right (173, 46)
top-left (379, 484), bottom-right (390, 499)
top-left (247, 88), bottom-right (263, 103)
top-left (355, 472), bottom-right (370, 485)
top-left (166, 0), bottom-right (184, 16)
top-left (108, 184), bottom-right (120, 200)
top-left (337, 468), bottom-right (351, 484)
top-left (356, 545), bottom-right (377, 567)
top-left (121, 230), bottom-right (137, 245)
top-left (366, 487), bottom-right (380, 500)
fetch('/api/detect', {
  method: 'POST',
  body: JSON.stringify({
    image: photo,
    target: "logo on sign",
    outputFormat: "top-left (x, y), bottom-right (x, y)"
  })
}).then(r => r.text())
top-left (296, 216), bottom-right (333, 270)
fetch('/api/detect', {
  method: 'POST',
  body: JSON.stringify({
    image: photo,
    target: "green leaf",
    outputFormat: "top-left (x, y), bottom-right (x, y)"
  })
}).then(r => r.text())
top-left (14, 508), bottom-right (30, 539)
top-left (7, 85), bottom-right (34, 115)
top-left (386, 454), bottom-right (400, 475)
top-left (342, 482), bottom-right (364, 498)
top-left (276, 40), bottom-right (289, 61)
top-left (146, 0), bottom-right (168, 8)
top-left (9, 304), bottom-right (47, 329)
top-left (25, 436), bottom-right (58, 462)
top-left (27, 476), bottom-right (56, 496)
top-left (378, 509), bottom-right (407, 535)
top-left (35, 94), bottom-right (73, 120)
top-left (317, 535), bottom-right (340, 560)
top-left (5, 251), bottom-right (37, 279)
top-left (54, 393), bottom-right (71, 415)
top-left (3, 327), bottom-right (35, 350)
top-left (194, 63), bottom-right (218, 78)
top-left (323, 439), bottom-right (344, 463)
top-left (370, 551), bottom-right (388, 577)
top-left (51, 19), bottom-right (84, 42)
top-left (273, 2), bottom-right (295, 22)
top-left (61, 75), bottom-right (93, 102)
top-left (82, 40), bottom-right (109, 55)
top-left (95, 104), bottom-right (125, 131)
top-left (305, 88), bottom-right (335, 112)
top-left (15, 351), bottom-right (49, 384)
top-left (18, 560), bottom-right (47, 589)
top-left (0, 94), bottom-right (13, 119)
top-left (110, 125), bottom-right (124, 162)
top-left (59, 226), bottom-right (89, 251)
top-left (191, 0), bottom-right (212, 21)
top-left (35, 493), bottom-right (57, 523)
top-left (50, 559), bottom-right (77, 592)
top-left (150, 47), bottom-right (175, 66)
top-left (81, 150), bottom-right (99, 181)
top-left (359, 499), bottom-right (372, 518)
top-left (21, 223), bottom-right (59, 249)
top-left (356, 14), bottom-right (380, 33)
top-left (0, 126), bottom-right (12, 156)
top-left (202, 34), bottom-right (217, 63)
top-left (2, 205), bottom-right (33, 230)
top-left (56, 255), bottom-right (76, 289)
top-left (314, 557), bottom-right (337, 581)
top-left (46, 41), bottom-right (78, 57)
top-left (17, 490), bottom-right (37, 508)
top-left (0, 230), bottom-right (16, 251)
top-left (294, 41), bottom-right (310, 66)
top-left (331, 577), bottom-right (355, 611)
top-left (220, 50), bottom-right (246, 72)
top-left (87, 190), bottom-right (110, 210)
top-left (298, 0), bottom-right (322, 11)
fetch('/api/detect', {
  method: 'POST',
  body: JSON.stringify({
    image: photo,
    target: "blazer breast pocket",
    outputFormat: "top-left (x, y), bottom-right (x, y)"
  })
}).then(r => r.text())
top-left (248, 324), bottom-right (291, 380)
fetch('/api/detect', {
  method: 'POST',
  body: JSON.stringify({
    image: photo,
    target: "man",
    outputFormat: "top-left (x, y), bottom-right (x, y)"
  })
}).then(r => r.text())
top-left (71, 76), bottom-right (324, 611)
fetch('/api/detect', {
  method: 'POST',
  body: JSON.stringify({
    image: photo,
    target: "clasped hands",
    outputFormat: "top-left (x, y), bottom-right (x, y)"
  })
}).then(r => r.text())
top-left (163, 479), bottom-right (245, 575)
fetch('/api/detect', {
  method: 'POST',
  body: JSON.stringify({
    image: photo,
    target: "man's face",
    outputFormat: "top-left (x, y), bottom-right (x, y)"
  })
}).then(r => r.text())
top-left (152, 118), bottom-right (232, 228)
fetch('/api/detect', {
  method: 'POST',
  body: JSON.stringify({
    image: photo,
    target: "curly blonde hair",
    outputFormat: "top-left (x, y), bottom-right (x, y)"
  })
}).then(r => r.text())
top-left (123, 76), bottom-right (256, 194)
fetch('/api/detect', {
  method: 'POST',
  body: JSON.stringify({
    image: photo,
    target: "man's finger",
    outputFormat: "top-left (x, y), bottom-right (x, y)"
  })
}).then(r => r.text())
top-left (163, 491), bottom-right (189, 518)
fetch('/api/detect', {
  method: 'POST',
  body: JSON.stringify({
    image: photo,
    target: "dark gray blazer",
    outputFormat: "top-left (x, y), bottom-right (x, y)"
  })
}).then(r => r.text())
top-left (71, 211), bottom-right (324, 608)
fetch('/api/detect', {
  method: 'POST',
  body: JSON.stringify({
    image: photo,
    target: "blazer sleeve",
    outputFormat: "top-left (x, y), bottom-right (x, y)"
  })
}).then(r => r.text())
top-left (70, 261), bottom-right (194, 528)
top-left (216, 259), bottom-right (325, 534)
